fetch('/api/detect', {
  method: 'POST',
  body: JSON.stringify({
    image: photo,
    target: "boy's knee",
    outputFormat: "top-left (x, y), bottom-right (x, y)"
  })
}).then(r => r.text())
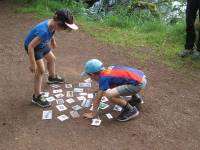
top-left (105, 89), bottom-right (113, 99)
top-left (36, 69), bottom-right (45, 76)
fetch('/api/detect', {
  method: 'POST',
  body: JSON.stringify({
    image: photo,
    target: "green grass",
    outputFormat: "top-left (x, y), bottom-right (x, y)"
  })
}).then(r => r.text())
top-left (14, 0), bottom-right (200, 77)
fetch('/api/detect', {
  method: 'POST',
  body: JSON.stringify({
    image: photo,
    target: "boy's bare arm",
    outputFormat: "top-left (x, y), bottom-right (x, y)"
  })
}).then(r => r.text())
top-left (50, 36), bottom-right (57, 49)
top-left (28, 37), bottom-right (41, 73)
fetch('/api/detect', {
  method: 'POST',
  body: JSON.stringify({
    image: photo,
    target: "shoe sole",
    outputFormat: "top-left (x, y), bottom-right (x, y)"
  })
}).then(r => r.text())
top-left (47, 80), bottom-right (65, 84)
top-left (117, 111), bottom-right (139, 122)
top-left (32, 99), bottom-right (51, 108)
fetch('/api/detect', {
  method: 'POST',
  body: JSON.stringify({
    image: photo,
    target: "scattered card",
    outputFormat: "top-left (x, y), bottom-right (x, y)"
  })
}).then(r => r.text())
top-left (101, 96), bottom-right (108, 102)
top-left (79, 82), bottom-right (91, 88)
top-left (66, 98), bottom-right (75, 104)
top-left (56, 104), bottom-right (67, 111)
top-left (50, 84), bottom-right (60, 88)
top-left (91, 118), bottom-right (102, 126)
top-left (90, 104), bottom-right (93, 111)
top-left (55, 93), bottom-right (65, 98)
top-left (53, 89), bottom-right (63, 94)
top-left (40, 92), bottom-right (49, 97)
top-left (105, 113), bottom-right (113, 119)
top-left (65, 84), bottom-right (72, 88)
top-left (84, 78), bottom-right (92, 83)
top-left (42, 110), bottom-right (52, 120)
top-left (98, 102), bottom-right (109, 110)
top-left (70, 111), bottom-right (80, 118)
top-left (87, 93), bottom-right (94, 99)
top-left (113, 105), bottom-right (122, 112)
top-left (57, 115), bottom-right (69, 122)
top-left (72, 105), bottom-right (82, 111)
top-left (79, 92), bottom-right (88, 96)
top-left (77, 96), bottom-right (86, 101)
top-left (56, 99), bottom-right (64, 105)
top-left (81, 99), bottom-right (92, 108)
top-left (66, 91), bottom-right (73, 98)
top-left (74, 88), bottom-right (84, 93)
top-left (46, 96), bottom-right (55, 102)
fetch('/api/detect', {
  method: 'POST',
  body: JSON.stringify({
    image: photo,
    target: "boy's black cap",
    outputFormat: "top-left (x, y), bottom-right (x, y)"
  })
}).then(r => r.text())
top-left (55, 9), bottom-right (78, 30)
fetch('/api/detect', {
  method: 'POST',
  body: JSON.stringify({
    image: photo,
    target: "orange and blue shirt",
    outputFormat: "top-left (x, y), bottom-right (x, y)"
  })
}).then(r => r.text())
top-left (99, 66), bottom-right (145, 91)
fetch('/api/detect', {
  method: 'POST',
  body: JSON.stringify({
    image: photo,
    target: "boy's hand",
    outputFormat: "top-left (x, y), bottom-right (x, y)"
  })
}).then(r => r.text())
top-left (51, 40), bottom-right (57, 49)
top-left (83, 111), bottom-right (97, 119)
top-left (29, 63), bottom-right (37, 73)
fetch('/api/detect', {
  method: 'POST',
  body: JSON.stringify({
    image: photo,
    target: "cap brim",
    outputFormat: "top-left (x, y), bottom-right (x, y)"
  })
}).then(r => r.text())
top-left (65, 22), bottom-right (78, 30)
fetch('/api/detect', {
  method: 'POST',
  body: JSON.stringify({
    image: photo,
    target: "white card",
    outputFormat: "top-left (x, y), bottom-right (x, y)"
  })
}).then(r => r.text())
top-left (65, 84), bottom-right (72, 88)
top-left (70, 111), bottom-right (80, 118)
top-left (66, 91), bottom-right (73, 98)
top-left (113, 105), bottom-right (122, 112)
top-left (40, 92), bottom-right (49, 97)
top-left (46, 96), bottom-right (55, 102)
top-left (91, 118), bottom-right (102, 126)
top-left (101, 96), bottom-right (108, 102)
top-left (56, 104), bottom-right (67, 111)
top-left (105, 113), bottom-right (113, 119)
top-left (79, 92), bottom-right (88, 96)
top-left (56, 99), bottom-right (64, 105)
top-left (53, 89), bottom-right (63, 94)
top-left (84, 78), bottom-right (92, 83)
top-left (79, 82), bottom-right (91, 88)
top-left (66, 98), bottom-right (75, 104)
top-left (74, 88), bottom-right (84, 93)
top-left (90, 104), bottom-right (93, 111)
top-left (50, 84), bottom-right (60, 88)
top-left (77, 96), bottom-right (86, 101)
top-left (87, 93), bottom-right (94, 99)
top-left (42, 110), bottom-right (52, 120)
top-left (57, 115), bottom-right (69, 122)
top-left (72, 105), bottom-right (82, 111)
top-left (55, 93), bottom-right (65, 98)
top-left (81, 99), bottom-right (92, 108)
top-left (98, 102), bottom-right (109, 110)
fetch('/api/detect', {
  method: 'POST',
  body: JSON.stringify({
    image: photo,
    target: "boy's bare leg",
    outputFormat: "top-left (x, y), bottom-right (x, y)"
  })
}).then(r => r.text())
top-left (34, 59), bottom-right (45, 96)
top-left (44, 51), bottom-right (56, 78)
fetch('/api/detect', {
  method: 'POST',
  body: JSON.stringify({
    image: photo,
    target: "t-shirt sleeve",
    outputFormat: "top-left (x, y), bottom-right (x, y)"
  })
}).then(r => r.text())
top-left (99, 77), bottom-right (110, 91)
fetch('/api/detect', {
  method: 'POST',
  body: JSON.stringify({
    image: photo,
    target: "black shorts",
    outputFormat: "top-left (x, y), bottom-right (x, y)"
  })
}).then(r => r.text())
top-left (25, 45), bottom-right (51, 60)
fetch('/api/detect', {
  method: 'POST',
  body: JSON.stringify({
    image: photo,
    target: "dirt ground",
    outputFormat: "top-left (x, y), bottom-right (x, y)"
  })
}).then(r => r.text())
top-left (0, 1), bottom-right (200, 150)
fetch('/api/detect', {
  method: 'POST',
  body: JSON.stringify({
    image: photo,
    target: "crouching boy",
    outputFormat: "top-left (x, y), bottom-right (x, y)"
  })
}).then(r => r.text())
top-left (82, 59), bottom-right (147, 122)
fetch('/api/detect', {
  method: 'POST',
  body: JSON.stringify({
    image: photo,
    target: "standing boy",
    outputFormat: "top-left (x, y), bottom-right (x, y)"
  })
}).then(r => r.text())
top-left (24, 9), bottom-right (78, 107)
top-left (82, 59), bottom-right (147, 122)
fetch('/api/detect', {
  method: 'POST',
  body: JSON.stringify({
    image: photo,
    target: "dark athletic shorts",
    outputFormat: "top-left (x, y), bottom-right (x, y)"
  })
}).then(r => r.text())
top-left (25, 45), bottom-right (51, 60)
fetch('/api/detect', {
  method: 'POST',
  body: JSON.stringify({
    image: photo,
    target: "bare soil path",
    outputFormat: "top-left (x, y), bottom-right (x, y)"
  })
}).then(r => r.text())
top-left (0, 1), bottom-right (199, 150)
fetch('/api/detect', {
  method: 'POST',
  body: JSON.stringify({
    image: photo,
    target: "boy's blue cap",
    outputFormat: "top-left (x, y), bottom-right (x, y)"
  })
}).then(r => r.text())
top-left (81, 59), bottom-right (104, 76)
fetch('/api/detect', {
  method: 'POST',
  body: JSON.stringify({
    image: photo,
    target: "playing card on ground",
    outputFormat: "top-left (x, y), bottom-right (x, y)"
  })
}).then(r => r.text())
top-left (98, 102), bottom-right (109, 110)
top-left (50, 84), bottom-right (60, 88)
top-left (87, 93), bottom-right (94, 99)
top-left (65, 84), bottom-right (72, 88)
top-left (42, 110), bottom-right (52, 120)
top-left (113, 105), bottom-right (122, 112)
top-left (81, 99), bottom-right (92, 108)
top-left (66, 98), bottom-right (75, 104)
top-left (56, 99), bottom-right (64, 105)
top-left (46, 96), bottom-right (56, 102)
top-left (77, 96), bottom-right (86, 101)
top-left (56, 104), bottom-right (67, 111)
top-left (74, 88), bottom-right (84, 93)
top-left (70, 111), bottom-right (80, 118)
top-left (105, 113), bottom-right (113, 119)
top-left (72, 105), bottom-right (82, 111)
top-left (90, 104), bottom-right (93, 111)
top-left (79, 92), bottom-right (88, 96)
top-left (101, 96), bottom-right (108, 102)
top-left (55, 93), bottom-right (65, 98)
top-left (66, 91), bottom-right (73, 98)
top-left (79, 82), bottom-right (91, 88)
top-left (53, 89), bottom-right (63, 94)
top-left (40, 92), bottom-right (49, 97)
top-left (57, 115), bottom-right (69, 122)
top-left (91, 118), bottom-right (102, 126)
top-left (84, 78), bottom-right (92, 83)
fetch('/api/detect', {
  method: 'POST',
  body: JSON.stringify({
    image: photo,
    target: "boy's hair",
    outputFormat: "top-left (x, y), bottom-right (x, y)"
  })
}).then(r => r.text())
top-left (53, 9), bottom-right (73, 27)
top-left (90, 71), bottom-right (101, 75)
